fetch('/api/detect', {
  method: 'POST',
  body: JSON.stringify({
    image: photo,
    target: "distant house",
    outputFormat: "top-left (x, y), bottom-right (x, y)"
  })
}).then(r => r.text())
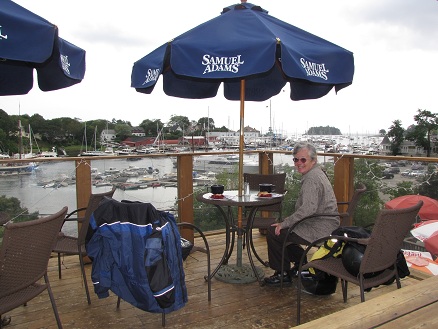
top-left (100, 129), bottom-right (116, 143)
top-left (121, 136), bottom-right (157, 148)
top-left (179, 136), bottom-right (207, 147)
top-left (380, 136), bottom-right (425, 156)
top-left (131, 127), bottom-right (146, 137)
top-left (121, 136), bottom-right (181, 148)
top-left (205, 126), bottom-right (261, 146)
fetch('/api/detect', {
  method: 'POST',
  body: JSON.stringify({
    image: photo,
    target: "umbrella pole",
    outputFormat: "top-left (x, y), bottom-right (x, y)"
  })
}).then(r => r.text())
top-left (237, 79), bottom-right (245, 267)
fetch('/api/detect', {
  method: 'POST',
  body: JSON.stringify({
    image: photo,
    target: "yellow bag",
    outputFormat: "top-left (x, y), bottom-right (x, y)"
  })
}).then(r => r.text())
top-left (308, 239), bottom-right (344, 276)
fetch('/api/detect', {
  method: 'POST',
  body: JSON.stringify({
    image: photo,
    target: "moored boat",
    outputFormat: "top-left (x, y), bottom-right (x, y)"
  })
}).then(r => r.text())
top-left (192, 154), bottom-right (259, 174)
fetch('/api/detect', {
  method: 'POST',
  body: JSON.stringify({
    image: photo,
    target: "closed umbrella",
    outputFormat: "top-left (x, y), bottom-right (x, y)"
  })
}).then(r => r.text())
top-left (131, 1), bottom-right (354, 276)
top-left (0, 0), bottom-right (86, 95)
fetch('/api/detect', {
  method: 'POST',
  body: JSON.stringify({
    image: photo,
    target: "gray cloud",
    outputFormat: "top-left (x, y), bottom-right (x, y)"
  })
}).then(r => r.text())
top-left (346, 0), bottom-right (438, 51)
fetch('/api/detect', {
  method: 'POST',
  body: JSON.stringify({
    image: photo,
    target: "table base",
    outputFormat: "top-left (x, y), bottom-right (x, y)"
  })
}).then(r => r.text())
top-left (215, 264), bottom-right (265, 284)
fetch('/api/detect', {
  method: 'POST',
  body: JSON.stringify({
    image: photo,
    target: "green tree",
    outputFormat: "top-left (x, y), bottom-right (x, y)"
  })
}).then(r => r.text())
top-left (168, 115), bottom-right (190, 132)
top-left (114, 123), bottom-right (132, 141)
top-left (387, 120), bottom-right (405, 155)
top-left (197, 117), bottom-right (215, 131)
top-left (386, 181), bottom-right (417, 199)
top-left (417, 164), bottom-right (438, 199)
top-left (379, 129), bottom-right (386, 136)
top-left (306, 126), bottom-right (342, 135)
top-left (139, 119), bottom-right (164, 137)
top-left (0, 195), bottom-right (39, 239)
top-left (0, 109), bottom-right (19, 137)
top-left (406, 109), bottom-right (438, 157)
top-left (351, 159), bottom-right (384, 227)
top-left (0, 109), bottom-right (18, 154)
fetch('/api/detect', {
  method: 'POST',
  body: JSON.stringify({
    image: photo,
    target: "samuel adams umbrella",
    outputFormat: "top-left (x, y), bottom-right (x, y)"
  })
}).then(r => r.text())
top-left (132, 1), bottom-right (354, 184)
top-left (131, 1), bottom-right (354, 278)
top-left (0, 0), bottom-right (86, 95)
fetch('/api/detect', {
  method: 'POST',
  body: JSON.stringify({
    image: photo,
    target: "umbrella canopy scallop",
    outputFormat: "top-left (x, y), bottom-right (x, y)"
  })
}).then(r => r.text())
top-left (131, 2), bottom-right (354, 101)
top-left (0, 0), bottom-right (86, 95)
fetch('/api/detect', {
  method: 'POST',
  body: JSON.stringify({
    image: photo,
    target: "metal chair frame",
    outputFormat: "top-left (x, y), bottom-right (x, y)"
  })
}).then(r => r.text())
top-left (52, 187), bottom-right (115, 304)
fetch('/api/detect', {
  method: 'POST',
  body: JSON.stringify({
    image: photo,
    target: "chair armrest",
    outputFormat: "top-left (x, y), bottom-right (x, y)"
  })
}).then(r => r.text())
top-left (66, 207), bottom-right (88, 219)
top-left (287, 213), bottom-right (340, 233)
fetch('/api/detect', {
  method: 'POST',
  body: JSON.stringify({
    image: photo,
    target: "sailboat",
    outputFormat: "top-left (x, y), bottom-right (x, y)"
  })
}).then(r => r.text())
top-left (13, 123), bottom-right (38, 159)
top-left (78, 124), bottom-right (113, 156)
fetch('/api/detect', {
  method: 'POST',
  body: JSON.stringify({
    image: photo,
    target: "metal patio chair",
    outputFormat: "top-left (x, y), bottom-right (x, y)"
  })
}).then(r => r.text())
top-left (295, 201), bottom-right (423, 325)
top-left (337, 183), bottom-right (367, 226)
top-left (52, 187), bottom-right (115, 304)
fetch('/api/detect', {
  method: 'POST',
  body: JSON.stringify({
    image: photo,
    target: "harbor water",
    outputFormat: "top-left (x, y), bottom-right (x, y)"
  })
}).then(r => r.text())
top-left (0, 157), bottom-right (178, 235)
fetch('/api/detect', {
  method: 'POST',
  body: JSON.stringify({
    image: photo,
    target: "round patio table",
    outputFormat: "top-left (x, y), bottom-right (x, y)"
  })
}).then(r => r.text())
top-left (197, 190), bottom-right (283, 284)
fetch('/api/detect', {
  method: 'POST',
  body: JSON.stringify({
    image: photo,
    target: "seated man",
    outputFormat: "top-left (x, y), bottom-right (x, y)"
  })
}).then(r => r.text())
top-left (264, 142), bottom-right (340, 286)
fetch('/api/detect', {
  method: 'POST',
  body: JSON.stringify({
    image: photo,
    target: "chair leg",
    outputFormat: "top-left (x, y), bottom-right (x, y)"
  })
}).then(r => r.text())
top-left (177, 222), bottom-right (211, 302)
top-left (1, 315), bottom-right (12, 328)
top-left (57, 253), bottom-right (62, 279)
top-left (296, 270), bottom-right (303, 325)
top-left (248, 228), bottom-right (269, 266)
top-left (162, 313), bottom-right (166, 327)
top-left (341, 279), bottom-right (348, 302)
top-left (44, 274), bottom-right (63, 329)
top-left (359, 276), bottom-right (365, 302)
top-left (79, 254), bottom-right (91, 305)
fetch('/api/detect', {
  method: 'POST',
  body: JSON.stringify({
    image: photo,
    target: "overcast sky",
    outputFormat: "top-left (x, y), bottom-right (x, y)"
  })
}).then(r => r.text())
top-left (1, 0), bottom-right (437, 137)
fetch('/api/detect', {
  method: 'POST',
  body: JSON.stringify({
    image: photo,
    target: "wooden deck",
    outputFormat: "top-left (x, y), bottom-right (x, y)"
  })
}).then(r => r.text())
top-left (3, 231), bottom-right (431, 329)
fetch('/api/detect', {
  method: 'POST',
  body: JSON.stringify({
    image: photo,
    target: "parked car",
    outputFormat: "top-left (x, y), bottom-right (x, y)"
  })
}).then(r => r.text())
top-left (411, 164), bottom-right (424, 170)
top-left (382, 169), bottom-right (394, 179)
top-left (396, 160), bottom-right (407, 167)
top-left (388, 167), bottom-right (400, 174)
top-left (409, 170), bottom-right (426, 178)
top-left (401, 170), bottom-right (412, 176)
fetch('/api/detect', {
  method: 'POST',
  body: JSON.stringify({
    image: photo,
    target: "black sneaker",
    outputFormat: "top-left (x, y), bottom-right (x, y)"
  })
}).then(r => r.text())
top-left (289, 265), bottom-right (299, 278)
top-left (263, 271), bottom-right (292, 287)
top-left (289, 260), bottom-right (307, 278)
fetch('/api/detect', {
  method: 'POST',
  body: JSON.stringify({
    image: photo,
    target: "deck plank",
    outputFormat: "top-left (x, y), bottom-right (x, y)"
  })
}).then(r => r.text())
top-left (295, 272), bottom-right (438, 329)
top-left (3, 231), bottom-right (427, 329)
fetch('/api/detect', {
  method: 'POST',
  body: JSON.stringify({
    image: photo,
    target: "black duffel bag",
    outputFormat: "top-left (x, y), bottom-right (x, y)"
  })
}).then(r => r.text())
top-left (180, 237), bottom-right (193, 261)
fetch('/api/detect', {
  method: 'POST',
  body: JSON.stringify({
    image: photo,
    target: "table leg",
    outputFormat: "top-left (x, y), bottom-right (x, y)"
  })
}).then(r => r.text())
top-left (245, 206), bottom-right (265, 285)
top-left (206, 205), bottom-right (232, 280)
top-left (215, 206), bottom-right (265, 284)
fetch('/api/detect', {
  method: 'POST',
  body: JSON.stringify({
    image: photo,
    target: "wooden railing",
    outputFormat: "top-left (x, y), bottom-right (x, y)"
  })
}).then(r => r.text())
top-left (2, 151), bottom-right (438, 241)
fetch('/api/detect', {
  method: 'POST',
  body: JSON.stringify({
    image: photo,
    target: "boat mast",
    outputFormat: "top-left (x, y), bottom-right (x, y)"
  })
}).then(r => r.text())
top-left (18, 102), bottom-right (22, 159)
top-left (28, 124), bottom-right (33, 156)
top-left (84, 122), bottom-right (88, 152)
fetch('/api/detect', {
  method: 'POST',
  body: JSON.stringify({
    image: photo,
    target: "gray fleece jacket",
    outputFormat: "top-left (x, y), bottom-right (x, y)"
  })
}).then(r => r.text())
top-left (279, 164), bottom-right (340, 243)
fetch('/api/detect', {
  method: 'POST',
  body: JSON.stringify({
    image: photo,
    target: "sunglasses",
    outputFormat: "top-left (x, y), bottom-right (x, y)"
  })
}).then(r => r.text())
top-left (293, 157), bottom-right (308, 164)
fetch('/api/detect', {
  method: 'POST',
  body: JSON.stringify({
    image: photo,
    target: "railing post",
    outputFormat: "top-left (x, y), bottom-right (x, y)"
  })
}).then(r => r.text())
top-left (177, 154), bottom-right (194, 242)
top-left (259, 151), bottom-right (274, 174)
top-left (333, 155), bottom-right (354, 224)
top-left (75, 159), bottom-right (92, 216)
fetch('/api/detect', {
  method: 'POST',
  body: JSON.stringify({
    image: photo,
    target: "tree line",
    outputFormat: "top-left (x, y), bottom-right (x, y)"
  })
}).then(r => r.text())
top-left (0, 110), bottom-right (230, 155)
top-left (1, 108), bottom-right (436, 157)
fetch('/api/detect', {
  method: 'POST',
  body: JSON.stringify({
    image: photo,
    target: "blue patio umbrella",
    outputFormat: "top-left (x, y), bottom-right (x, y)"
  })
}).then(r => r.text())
top-left (0, 0), bottom-right (86, 95)
top-left (132, 1), bottom-right (354, 181)
top-left (131, 1), bottom-right (354, 275)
